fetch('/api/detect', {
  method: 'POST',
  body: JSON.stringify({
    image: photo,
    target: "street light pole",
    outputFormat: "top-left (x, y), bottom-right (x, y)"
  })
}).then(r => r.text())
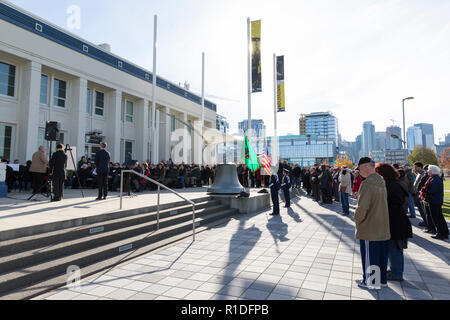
top-left (402, 97), bottom-right (414, 158)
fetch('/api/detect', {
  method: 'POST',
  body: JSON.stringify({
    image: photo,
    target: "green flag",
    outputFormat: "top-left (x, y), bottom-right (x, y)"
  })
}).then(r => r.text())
top-left (242, 136), bottom-right (260, 172)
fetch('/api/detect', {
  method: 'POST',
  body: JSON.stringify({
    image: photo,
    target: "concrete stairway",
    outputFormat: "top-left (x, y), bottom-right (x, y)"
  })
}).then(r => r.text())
top-left (0, 196), bottom-right (238, 300)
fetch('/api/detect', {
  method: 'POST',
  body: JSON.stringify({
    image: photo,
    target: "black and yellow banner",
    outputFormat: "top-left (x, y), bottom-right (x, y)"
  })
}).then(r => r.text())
top-left (251, 20), bottom-right (262, 93)
top-left (277, 55), bottom-right (285, 112)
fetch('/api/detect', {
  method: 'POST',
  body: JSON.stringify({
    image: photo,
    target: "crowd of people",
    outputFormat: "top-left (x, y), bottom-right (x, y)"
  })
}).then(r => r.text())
top-left (1, 146), bottom-right (223, 196)
top-left (272, 158), bottom-right (448, 289)
top-left (71, 157), bottom-right (220, 193)
top-left (2, 145), bottom-right (449, 289)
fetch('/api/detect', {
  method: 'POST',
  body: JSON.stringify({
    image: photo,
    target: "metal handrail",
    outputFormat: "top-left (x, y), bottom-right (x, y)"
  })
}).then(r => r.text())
top-left (119, 170), bottom-right (196, 241)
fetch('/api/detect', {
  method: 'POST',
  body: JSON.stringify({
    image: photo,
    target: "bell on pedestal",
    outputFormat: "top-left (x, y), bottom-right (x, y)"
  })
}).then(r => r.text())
top-left (207, 164), bottom-right (245, 195)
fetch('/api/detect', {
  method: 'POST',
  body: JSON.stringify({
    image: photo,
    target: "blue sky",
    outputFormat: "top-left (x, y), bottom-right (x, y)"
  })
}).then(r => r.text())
top-left (7, 0), bottom-right (450, 143)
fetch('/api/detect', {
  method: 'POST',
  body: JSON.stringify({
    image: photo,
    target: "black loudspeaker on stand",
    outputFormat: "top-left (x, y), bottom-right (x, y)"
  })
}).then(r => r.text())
top-left (45, 121), bottom-right (60, 142)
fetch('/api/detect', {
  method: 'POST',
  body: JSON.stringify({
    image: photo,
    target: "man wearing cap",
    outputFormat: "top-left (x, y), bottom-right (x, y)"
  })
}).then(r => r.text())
top-left (269, 167), bottom-right (281, 216)
top-left (354, 157), bottom-right (391, 290)
top-left (49, 144), bottom-right (67, 202)
top-left (281, 168), bottom-right (292, 208)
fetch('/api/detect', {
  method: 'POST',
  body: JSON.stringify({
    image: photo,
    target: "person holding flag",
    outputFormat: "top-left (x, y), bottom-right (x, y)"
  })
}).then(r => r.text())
top-left (282, 168), bottom-right (292, 208)
top-left (269, 166), bottom-right (281, 216)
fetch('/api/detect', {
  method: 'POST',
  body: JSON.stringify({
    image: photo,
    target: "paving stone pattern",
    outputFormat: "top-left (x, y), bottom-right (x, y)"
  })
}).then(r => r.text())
top-left (43, 192), bottom-right (450, 300)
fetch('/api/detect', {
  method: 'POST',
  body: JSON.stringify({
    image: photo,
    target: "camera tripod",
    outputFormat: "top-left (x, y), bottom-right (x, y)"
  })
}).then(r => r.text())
top-left (27, 175), bottom-right (53, 201)
top-left (65, 144), bottom-right (85, 198)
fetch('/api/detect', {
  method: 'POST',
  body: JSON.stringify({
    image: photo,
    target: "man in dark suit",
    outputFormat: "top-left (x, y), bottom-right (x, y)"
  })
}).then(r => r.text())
top-left (282, 168), bottom-right (292, 208)
top-left (269, 167), bottom-right (281, 216)
top-left (49, 144), bottom-right (67, 202)
top-left (95, 142), bottom-right (111, 200)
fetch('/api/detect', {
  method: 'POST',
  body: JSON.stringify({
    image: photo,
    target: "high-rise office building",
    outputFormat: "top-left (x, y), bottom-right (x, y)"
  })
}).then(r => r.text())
top-left (301, 112), bottom-right (339, 145)
top-left (386, 126), bottom-right (403, 150)
top-left (268, 135), bottom-right (336, 166)
top-left (355, 134), bottom-right (363, 160)
top-left (414, 123), bottom-right (435, 150)
top-left (375, 132), bottom-right (386, 151)
top-left (362, 122), bottom-right (376, 157)
top-left (339, 140), bottom-right (356, 163)
top-left (407, 126), bottom-right (423, 152)
top-left (299, 114), bottom-right (306, 135)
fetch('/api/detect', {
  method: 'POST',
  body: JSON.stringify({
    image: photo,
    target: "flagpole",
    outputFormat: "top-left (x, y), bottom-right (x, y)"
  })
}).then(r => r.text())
top-left (247, 17), bottom-right (252, 142)
top-left (151, 14), bottom-right (158, 165)
top-left (247, 17), bottom-right (252, 190)
top-left (273, 53), bottom-right (278, 169)
top-left (201, 52), bottom-right (205, 166)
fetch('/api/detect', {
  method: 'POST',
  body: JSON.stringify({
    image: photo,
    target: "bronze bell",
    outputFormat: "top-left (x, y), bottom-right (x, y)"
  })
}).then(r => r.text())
top-left (207, 164), bottom-right (245, 195)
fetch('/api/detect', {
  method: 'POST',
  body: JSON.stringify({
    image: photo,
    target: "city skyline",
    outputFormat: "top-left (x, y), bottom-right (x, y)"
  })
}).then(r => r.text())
top-left (6, 0), bottom-right (450, 143)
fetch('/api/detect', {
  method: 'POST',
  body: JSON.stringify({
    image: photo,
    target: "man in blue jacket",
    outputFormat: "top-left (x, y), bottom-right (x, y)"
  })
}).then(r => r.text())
top-left (282, 168), bottom-right (292, 208)
top-left (269, 167), bottom-right (281, 216)
top-left (94, 142), bottom-right (111, 200)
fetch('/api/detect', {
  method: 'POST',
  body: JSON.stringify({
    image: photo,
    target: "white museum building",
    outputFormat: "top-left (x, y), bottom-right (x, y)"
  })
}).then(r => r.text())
top-left (0, 1), bottom-right (217, 165)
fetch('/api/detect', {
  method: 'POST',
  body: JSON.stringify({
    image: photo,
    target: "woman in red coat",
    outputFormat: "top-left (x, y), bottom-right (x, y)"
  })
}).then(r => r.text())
top-left (352, 170), bottom-right (363, 198)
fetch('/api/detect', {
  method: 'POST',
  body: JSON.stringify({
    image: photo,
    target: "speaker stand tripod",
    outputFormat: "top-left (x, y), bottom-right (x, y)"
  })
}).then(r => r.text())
top-left (65, 144), bottom-right (85, 198)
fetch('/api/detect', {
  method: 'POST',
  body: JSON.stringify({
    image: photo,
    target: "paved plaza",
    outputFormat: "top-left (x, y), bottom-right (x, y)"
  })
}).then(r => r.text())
top-left (40, 192), bottom-right (450, 301)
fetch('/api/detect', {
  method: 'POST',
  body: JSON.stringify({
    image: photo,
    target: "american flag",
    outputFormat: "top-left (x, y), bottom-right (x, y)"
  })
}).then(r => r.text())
top-left (261, 139), bottom-right (271, 174)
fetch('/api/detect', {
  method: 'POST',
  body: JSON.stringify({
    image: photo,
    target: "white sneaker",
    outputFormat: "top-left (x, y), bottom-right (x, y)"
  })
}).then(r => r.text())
top-left (357, 280), bottom-right (381, 291)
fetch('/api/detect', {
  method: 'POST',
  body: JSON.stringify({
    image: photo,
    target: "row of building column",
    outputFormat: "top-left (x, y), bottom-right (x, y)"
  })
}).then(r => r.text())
top-left (17, 59), bottom-right (206, 164)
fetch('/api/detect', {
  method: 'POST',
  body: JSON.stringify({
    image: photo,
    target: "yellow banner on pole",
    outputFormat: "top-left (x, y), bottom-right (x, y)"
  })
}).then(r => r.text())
top-left (251, 20), bottom-right (262, 93)
top-left (277, 56), bottom-right (285, 112)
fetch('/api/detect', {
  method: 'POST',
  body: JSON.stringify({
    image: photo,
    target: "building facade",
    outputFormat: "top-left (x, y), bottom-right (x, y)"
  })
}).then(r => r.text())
top-left (354, 134), bottom-right (363, 161)
top-left (375, 132), bottom-right (386, 151)
top-left (0, 2), bottom-right (217, 164)
top-left (385, 149), bottom-right (408, 165)
top-left (300, 112), bottom-right (339, 145)
top-left (339, 140), bottom-right (356, 163)
top-left (362, 121), bottom-right (376, 157)
top-left (386, 126), bottom-right (403, 150)
top-left (407, 126), bottom-right (423, 152)
top-left (268, 135), bottom-right (336, 166)
top-left (414, 123), bottom-right (435, 151)
top-left (370, 150), bottom-right (386, 164)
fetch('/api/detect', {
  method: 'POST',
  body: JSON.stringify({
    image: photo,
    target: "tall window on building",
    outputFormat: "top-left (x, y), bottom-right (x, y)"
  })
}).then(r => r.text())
top-left (0, 62), bottom-right (16, 97)
top-left (38, 128), bottom-right (45, 150)
top-left (86, 88), bottom-right (92, 115)
top-left (53, 79), bottom-right (67, 108)
top-left (125, 141), bottom-right (133, 163)
top-left (0, 124), bottom-right (13, 161)
top-left (94, 91), bottom-right (104, 116)
top-left (40, 74), bottom-right (48, 105)
top-left (125, 101), bottom-right (134, 123)
top-left (171, 115), bottom-right (176, 132)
